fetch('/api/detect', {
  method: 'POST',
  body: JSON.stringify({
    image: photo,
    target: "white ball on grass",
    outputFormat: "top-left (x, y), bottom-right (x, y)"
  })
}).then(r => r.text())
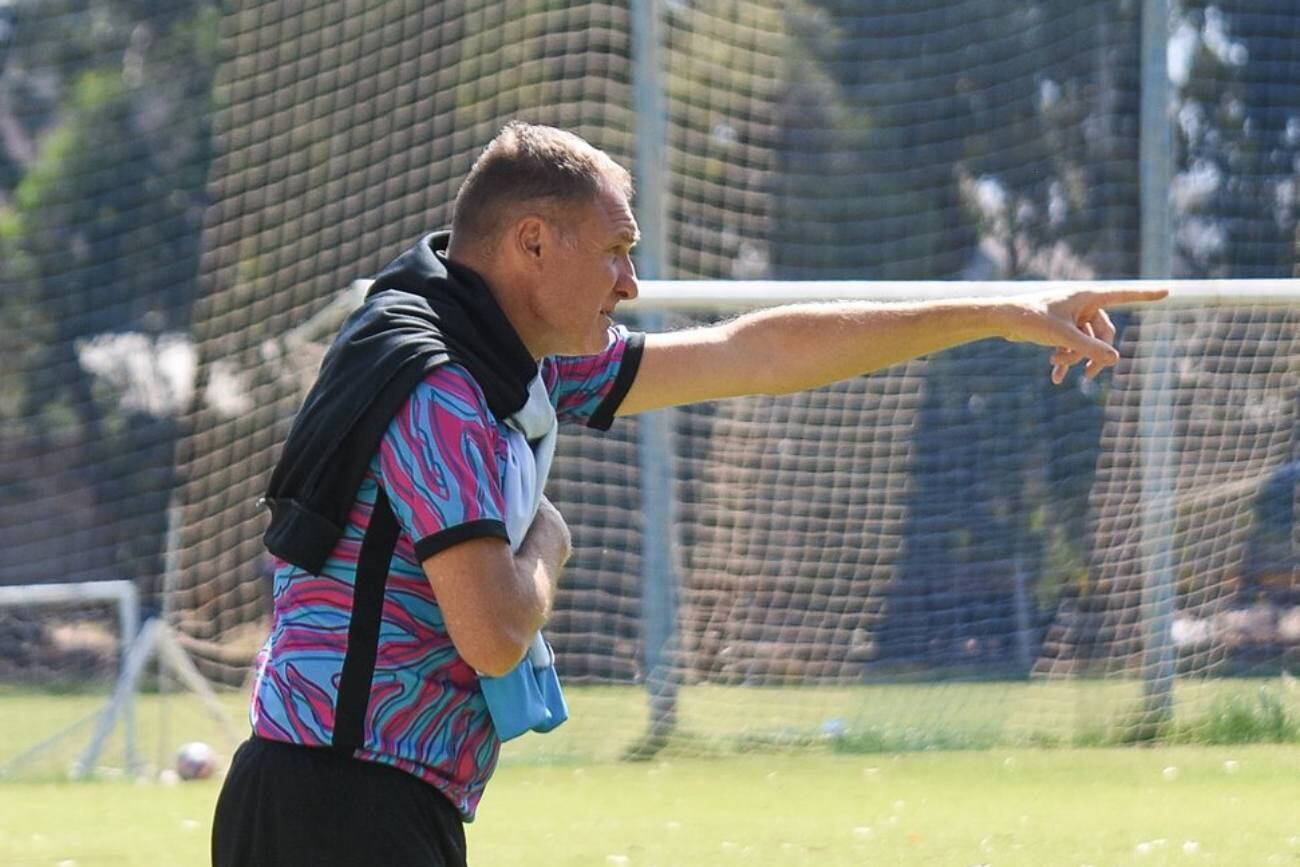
top-left (176, 741), bottom-right (218, 781)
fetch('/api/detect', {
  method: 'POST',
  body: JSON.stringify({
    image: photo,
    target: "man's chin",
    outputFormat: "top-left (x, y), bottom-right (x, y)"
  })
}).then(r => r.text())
top-left (580, 325), bottom-right (611, 355)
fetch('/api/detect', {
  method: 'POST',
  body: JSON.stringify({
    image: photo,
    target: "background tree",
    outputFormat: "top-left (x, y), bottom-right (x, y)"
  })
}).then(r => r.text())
top-left (0, 0), bottom-right (219, 588)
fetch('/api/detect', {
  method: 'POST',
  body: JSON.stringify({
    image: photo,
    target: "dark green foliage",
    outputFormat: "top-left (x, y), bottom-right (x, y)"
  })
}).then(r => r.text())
top-left (0, 0), bottom-right (220, 588)
top-left (1171, 0), bottom-right (1300, 278)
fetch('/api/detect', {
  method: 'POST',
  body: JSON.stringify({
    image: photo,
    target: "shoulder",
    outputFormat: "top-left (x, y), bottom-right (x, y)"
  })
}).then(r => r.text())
top-left (543, 324), bottom-right (635, 374)
top-left (383, 363), bottom-right (508, 463)
top-left (542, 325), bottom-right (645, 429)
top-left (401, 362), bottom-right (498, 428)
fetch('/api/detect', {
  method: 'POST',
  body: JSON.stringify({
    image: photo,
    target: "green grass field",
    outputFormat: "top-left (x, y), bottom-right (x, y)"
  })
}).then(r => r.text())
top-left (3, 747), bottom-right (1298, 865)
top-left (2, 681), bottom-right (1298, 865)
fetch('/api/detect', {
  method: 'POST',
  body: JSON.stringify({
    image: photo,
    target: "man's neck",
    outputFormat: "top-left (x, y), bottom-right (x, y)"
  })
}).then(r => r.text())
top-left (444, 243), bottom-right (548, 361)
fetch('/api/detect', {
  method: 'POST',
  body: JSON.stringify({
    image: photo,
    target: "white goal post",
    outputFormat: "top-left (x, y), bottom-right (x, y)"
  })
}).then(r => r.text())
top-left (634, 278), bottom-right (1300, 309)
top-left (0, 580), bottom-right (140, 641)
top-left (277, 279), bottom-right (1298, 352)
top-left (0, 581), bottom-right (141, 777)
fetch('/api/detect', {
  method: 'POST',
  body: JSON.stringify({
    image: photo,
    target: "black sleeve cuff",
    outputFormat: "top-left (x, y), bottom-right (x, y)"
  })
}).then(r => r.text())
top-left (587, 331), bottom-right (646, 431)
top-left (414, 518), bottom-right (509, 561)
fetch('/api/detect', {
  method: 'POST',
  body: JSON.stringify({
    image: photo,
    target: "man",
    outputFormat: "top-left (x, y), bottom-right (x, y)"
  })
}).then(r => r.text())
top-left (211, 121), bottom-right (1165, 866)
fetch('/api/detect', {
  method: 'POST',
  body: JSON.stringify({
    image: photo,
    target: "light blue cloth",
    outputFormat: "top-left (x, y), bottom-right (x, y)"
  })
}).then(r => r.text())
top-left (479, 632), bottom-right (569, 740)
top-left (478, 374), bottom-right (569, 741)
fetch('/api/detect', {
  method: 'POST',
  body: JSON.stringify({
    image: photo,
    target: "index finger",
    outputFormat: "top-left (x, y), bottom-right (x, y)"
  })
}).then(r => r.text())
top-left (1091, 288), bottom-right (1169, 307)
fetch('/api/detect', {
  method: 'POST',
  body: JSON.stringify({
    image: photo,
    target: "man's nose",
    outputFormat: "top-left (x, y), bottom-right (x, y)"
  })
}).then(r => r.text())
top-left (617, 255), bottom-right (639, 300)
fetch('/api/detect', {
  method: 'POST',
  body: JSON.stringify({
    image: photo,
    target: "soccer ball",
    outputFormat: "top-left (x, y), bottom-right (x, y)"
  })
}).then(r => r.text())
top-left (175, 741), bottom-right (218, 781)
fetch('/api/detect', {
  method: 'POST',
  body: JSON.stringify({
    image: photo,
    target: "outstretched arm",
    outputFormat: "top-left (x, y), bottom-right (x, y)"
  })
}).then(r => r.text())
top-left (617, 288), bottom-right (1168, 416)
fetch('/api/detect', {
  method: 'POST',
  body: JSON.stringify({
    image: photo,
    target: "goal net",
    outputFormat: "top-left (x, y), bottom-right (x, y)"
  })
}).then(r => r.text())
top-left (4, 0), bottom-right (1300, 773)
top-left (613, 285), bottom-right (1299, 756)
top-left (171, 281), bottom-right (1300, 762)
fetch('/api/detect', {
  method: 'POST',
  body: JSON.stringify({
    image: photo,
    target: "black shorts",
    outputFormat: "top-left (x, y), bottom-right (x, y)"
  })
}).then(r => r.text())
top-left (211, 737), bottom-right (467, 867)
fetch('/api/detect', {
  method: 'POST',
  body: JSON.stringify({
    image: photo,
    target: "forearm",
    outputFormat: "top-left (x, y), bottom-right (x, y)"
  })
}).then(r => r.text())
top-left (722, 298), bottom-right (1018, 396)
top-left (424, 503), bottom-right (572, 677)
top-left (507, 550), bottom-right (558, 638)
top-left (622, 287), bottom-right (1156, 415)
top-left (508, 506), bottom-right (572, 634)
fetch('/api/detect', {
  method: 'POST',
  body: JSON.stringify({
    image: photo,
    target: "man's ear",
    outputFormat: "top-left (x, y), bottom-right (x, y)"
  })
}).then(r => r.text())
top-left (514, 215), bottom-right (545, 264)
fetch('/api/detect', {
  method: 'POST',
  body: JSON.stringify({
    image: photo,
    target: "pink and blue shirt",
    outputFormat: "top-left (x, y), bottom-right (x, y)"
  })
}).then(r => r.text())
top-left (250, 325), bottom-right (642, 819)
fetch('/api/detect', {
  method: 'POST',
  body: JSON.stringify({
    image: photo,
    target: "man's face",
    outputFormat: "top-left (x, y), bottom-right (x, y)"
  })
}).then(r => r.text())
top-left (539, 185), bottom-right (640, 356)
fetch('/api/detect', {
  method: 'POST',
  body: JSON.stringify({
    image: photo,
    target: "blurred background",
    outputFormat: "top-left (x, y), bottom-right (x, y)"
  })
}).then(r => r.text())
top-left (0, 0), bottom-right (1297, 753)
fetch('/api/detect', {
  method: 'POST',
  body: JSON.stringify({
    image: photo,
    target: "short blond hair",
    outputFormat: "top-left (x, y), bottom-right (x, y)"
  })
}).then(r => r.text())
top-left (451, 121), bottom-right (632, 246)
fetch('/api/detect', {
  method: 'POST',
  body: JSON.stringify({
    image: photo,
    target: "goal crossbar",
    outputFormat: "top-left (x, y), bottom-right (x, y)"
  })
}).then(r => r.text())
top-left (285, 278), bottom-right (1298, 348)
top-left (630, 279), bottom-right (1300, 310)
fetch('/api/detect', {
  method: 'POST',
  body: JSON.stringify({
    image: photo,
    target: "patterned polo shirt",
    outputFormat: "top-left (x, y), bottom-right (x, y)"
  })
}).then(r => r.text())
top-left (249, 325), bottom-right (643, 820)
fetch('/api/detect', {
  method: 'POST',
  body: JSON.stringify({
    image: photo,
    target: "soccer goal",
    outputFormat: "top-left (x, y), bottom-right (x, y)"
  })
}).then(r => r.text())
top-left (161, 278), bottom-right (1300, 763)
top-left (0, 578), bottom-right (241, 781)
top-left (0, 580), bottom-right (142, 778)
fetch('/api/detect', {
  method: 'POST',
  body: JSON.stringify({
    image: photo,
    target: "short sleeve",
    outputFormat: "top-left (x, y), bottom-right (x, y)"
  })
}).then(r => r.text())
top-left (377, 364), bottom-right (509, 561)
top-left (542, 324), bottom-right (645, 430)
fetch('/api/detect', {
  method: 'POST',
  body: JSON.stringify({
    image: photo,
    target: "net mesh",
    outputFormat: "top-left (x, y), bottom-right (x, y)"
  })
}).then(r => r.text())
top-left (1078, 308), bottom-right (1300, 676)
top-left (671, 364), bottom-right (922, 684)
top-left (2, 0), bottom-right (1300, 769)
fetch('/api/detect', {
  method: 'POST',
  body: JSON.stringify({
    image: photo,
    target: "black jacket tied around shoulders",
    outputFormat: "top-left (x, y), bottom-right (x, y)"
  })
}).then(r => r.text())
top-left (261, 231), bottom-right (538, 575)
